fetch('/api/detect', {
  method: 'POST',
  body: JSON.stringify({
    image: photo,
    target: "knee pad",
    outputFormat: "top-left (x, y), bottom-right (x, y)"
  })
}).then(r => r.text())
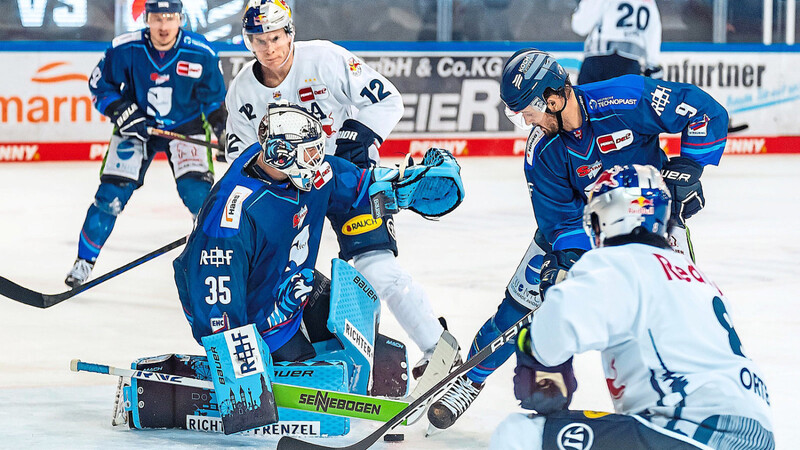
top-left (93, 181), bottom-right (135, 216)
top-left (353, 250), bottom-right (410, 304)
top-left (353, 250), bottom-right (441, 351)
top-left (176, 176), bottom-right (212, 215)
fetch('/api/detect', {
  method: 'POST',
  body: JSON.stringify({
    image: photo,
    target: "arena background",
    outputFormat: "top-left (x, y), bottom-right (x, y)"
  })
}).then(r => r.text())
top-left (0, 0), bottom-right (798, 162)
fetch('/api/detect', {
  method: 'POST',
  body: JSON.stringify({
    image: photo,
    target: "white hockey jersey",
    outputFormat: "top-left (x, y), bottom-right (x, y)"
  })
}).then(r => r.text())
top-left (529, 243), bottom-right (773, 437)
top-left (225, 40), bottom-right (403, 162)
top-left (571, 0), bottom-right (662, 68)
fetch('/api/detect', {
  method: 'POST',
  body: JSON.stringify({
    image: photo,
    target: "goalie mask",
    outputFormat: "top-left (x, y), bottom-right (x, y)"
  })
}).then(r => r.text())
top-left (500, 49), bottom-right (570, 130)
top-left (257, 104), bottom-right (325, 191)
top-left (583, 165), bottom-right (672, 248)
top-left (242, 0), bottom-right (294, 52)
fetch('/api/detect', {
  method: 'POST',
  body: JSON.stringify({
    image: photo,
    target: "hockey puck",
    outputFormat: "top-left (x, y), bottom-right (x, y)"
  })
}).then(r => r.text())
top-left (384, 433), bottom-right (404, 442)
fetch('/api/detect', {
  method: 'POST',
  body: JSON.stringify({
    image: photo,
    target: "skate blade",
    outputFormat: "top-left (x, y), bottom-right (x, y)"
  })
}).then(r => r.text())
top-left (425, 422), bottom-right (445, 437)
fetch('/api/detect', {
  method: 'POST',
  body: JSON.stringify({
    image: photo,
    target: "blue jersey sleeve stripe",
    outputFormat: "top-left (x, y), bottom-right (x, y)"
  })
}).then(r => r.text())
top-left (352, 169), bottom-right (370, 208)
top-left (94, 93), bottom-right (121, 115)
top-left (680, 142), bottom-right (726, 156)
top-left (553, 229), bottom-right (592, 251)
top-left (681, 136), bottom-right (727, 148)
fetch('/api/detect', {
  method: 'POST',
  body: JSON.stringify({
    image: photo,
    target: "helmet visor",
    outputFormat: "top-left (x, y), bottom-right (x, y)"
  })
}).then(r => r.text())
top-left (503, 97), bottom-right (547, 130)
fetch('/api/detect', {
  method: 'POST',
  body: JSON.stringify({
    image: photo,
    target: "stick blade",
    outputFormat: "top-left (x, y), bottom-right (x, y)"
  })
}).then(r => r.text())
top-left (0, 276), bottom-right (49, 308)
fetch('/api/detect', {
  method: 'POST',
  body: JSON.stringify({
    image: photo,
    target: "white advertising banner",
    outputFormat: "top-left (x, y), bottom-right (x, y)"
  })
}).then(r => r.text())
top-left (1, 48), bottom-right (799, 161)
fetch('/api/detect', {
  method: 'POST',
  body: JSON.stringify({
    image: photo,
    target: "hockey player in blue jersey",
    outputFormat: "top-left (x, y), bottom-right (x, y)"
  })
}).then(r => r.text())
top-left (428, 48), bottom-right (729, 431)
top-left (65, 0), bottom-right (226, 287)
top-left (173, 103), bottom-right (464, 361)
top-left (491, 165), bottom-right (774, 450)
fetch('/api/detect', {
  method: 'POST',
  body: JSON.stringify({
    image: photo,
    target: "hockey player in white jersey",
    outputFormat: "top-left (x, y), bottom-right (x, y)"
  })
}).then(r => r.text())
top-left (225, 0), bottom-right (453, 375)
top-left (491, 164), bottom-right (774, 450)
top-left (572, 0), bottom-right (663, 83)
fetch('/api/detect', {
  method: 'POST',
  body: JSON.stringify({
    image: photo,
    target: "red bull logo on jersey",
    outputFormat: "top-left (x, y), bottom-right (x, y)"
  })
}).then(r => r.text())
top-left (347, 58), bottom-right (362, 77)
top-left (596, 129), bottom-right (633, 153)
top-left (628, 196), bottom-right (654, 215)
top-left (342, 215), bottom-right (382, 235)
top-left (176, 61), bottom-right (203, 79)
top-left (688, 114), bottom-right (711, 137)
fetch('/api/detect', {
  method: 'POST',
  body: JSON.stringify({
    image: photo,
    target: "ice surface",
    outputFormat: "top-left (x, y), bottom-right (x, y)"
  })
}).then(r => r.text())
top-left (0, 156), bottom-right (797, 449)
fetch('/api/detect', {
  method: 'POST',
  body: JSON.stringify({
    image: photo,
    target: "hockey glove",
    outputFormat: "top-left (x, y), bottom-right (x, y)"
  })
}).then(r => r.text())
top-left (539, 248), bottom-right (585, 299)
top-left (661, 156), bottom-right (705, 225)
top-left (368, 148), bottom-right (465, 219)
top-left (107, 101), bottom-right (149, 142)
top-left (514, 327), bottom-right (577, 414)
top-left (335, 119), bottom-right (381, 169)
top-left (207, 107), bottom-right (227, 144)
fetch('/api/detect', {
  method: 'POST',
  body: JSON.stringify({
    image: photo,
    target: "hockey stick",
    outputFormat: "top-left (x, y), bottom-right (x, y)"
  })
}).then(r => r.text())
top-left (277, 310), bottom-right (536, 450)
top-left (0, 236), bottom-right (187, 309)
top-left (72, 359), bottom-right (410, 422)
top-left (728, 123), bottom-right (749, 133)
top-left (148, 127), bottom-right (223, 150)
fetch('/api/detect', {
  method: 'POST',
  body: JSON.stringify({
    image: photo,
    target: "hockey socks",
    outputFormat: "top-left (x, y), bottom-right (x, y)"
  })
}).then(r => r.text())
top-left (465, 292), bottom-right (530, 384)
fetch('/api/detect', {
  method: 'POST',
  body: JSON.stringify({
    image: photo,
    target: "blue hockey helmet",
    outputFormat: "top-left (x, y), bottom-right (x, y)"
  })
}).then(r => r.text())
top-left (242, 0), bottom-right (294, 51)
top-left (583, 165), bottom-right (672, 248)
top-left (145, 0), bottom-right (183, 14)
top-left (257, 103), bottom-right (325, 191)
top-left (500, 49), bottom-right (570, 129)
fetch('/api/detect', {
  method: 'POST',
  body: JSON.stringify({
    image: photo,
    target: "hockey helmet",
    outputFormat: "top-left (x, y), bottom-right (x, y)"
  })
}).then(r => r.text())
top-left (583, 165), bottom-right (672, 248)
top-left (257, 103), bottom-right (325, 191)
top-left (145, 0), bottom-right (183, 14)
top-left (500, 49), bottom-right (570, 129)
top-left (242, 0), bottom-right (294, 51)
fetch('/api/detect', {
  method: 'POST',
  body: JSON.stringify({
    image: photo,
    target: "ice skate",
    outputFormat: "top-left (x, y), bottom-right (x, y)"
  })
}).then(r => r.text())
top-left (64, 258), bottom-right (94, 288)
top-left (427, 373), bottom-right (483, 432)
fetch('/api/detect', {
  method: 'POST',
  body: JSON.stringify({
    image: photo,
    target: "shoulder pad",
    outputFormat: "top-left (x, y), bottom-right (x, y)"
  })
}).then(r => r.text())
top-left (524, 127), bottom-right (546, 166)
top-left (111, 30), bottom-right (143, 48)
top-left (179, 31), bottom-right (216, 56)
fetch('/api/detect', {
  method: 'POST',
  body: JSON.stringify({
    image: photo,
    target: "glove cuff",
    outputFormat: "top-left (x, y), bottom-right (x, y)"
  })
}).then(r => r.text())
top-left (337, 119), bottom-right (382, 146)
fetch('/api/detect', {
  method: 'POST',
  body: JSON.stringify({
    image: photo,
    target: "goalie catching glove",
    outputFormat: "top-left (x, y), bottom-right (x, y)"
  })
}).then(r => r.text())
top-left (369, 148), bottom-right (465, 219)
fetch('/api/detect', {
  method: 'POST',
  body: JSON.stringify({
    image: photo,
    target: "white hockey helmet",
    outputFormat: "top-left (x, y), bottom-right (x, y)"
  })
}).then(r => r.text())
top-left (242, 0), bottom-right (294, 51)
top-left (583, 164), bottom-right (672, 248)
top-left (257, 103), bottom-right (325, 191)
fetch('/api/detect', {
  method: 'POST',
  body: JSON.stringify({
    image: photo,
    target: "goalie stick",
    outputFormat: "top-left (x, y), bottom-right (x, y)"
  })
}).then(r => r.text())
top-left (277, 309), bottom-right (536, 450)
top-left (148, 127), bottom-right (223, 150)
top-left (0, 236), bottom-right (186, 308)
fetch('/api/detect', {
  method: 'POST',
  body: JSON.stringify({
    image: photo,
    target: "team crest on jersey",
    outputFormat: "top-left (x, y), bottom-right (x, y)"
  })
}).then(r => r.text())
top-left (150, 73), bottom-right (170, 85)
top-left (576, 160), bottom-right (602, 178)
top-left (176, 61), bottom-right (202, 79)
top-left (587, 165), bottom-right (623, 196)
top-left (572, 129), bottom-right (582, 140)
top-left (313, 162), bottom-right (332, 189)
top-left (220, 185), bottom-right (253, 229)
top-left (688, 114), bottom-right (711, 137)
top-left (347, 57), bottom-right (362, 76)
top-left (596, 129), bottom-right (633, 154)
top-left (210, 312), bottom-right (230, 334)
top-left (273, 91), bottom-right (282, 100)
top-left (293, 205), bottom-right (308, 229)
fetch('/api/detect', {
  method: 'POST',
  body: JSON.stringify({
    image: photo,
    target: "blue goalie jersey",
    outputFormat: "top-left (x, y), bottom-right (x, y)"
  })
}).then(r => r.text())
top-left (89, 28), bottom-right (225, 129)
top-left (525, 75), bottom-right (728, 251)
top-left (173, 144), bottom-right (371, 352)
